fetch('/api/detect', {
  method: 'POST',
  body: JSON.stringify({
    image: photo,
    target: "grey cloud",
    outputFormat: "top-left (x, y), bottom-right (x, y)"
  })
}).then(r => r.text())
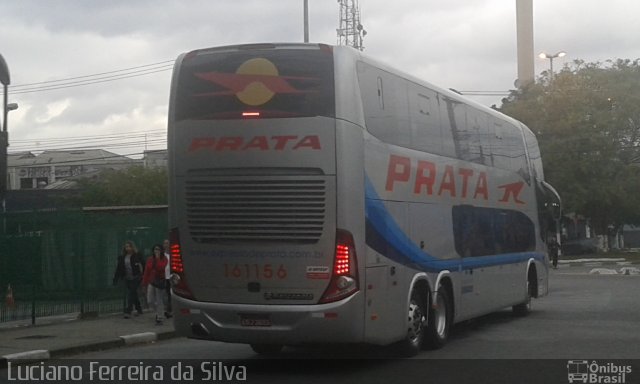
top-left (3, 0), bottom-right (640, 155)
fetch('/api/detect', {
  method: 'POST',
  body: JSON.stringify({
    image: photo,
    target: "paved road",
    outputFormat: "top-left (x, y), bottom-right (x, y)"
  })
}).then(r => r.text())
top-left (73, 269), bottom-right (640, 361)
top-left (32, 270), bottom-right (631, 383)
top-left (2, 270), bottom-right (636, 384)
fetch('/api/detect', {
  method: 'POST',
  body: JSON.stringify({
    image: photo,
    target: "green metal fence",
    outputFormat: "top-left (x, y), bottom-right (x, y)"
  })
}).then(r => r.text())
top-left (0, 206), bottom-right (168, 324)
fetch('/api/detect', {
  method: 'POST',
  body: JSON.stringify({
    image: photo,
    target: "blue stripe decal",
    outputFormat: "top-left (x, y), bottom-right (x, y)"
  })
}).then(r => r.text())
top-left (364, 175), bottom-right (544, 272)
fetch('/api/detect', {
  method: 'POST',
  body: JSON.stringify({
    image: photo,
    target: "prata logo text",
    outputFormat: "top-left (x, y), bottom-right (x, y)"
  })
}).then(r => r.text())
top-left (385, 154), bottom-right (526, 205)
top-left (189, 135), bottom-right (321, 152)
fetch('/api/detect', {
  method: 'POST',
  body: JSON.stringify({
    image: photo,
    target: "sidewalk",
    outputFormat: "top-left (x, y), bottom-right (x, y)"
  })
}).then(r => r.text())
top-left (557, 257), bottom-right (627, 266)
top-left (0, 311), bottom-right (176, 369)
top-left (551, 256), bottom-right (640, 276)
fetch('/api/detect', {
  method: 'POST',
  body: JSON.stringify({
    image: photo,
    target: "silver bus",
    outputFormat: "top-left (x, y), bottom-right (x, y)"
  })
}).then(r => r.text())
top-left (167, 43), bottom-right (561, 356)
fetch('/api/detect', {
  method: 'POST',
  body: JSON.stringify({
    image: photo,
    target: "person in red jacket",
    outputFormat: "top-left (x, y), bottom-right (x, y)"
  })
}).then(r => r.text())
top-left (143, 244), bottom-right (169, 325)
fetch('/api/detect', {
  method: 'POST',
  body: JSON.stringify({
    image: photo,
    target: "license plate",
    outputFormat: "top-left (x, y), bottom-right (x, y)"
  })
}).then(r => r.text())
top-left (239, 314), bottom-right (271, 327)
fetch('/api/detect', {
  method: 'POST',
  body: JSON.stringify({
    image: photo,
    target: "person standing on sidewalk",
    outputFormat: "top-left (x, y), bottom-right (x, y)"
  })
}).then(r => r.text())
top-left (143, 244), bottom-right (169, 325)
top-left (112, 241), bottom-right (145, 318)
top-left (548, 237), bottom-right (559, 269)
top-left (162, 239), bottom-right (172, 319)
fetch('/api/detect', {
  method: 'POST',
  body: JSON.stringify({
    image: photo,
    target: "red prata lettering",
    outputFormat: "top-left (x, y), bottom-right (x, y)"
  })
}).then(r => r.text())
top-left (437, 165), bottom-right (457, 197)
top-left (293, 135), bottom-right (321, 150)
top-left (473, 172), bottom-right (489, 200)
top-left (216, 136), bottom-right (243, 151)
top-left (413, 160), bottom-right (436, 194)
top-left (458, 168), bottom-right (474, 199)
top-left (384, 154), bottom-right (495, 202)
top-left (386, 154), bottom-right (411, 191)
top-left (188, 135), bottom-right (321, 152)
top-left (243, 136), bottom-right (269, 150)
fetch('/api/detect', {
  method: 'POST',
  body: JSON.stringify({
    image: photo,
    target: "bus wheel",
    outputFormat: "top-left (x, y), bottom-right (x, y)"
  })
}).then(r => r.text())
top-left (396, 290), bottom-right (427, 357)
top-left (250, 344), bottom-right (283, 355)
top-left (513, 274), bottom-right (534, 316)
top-left (424, 285), bottom-right (451, 349)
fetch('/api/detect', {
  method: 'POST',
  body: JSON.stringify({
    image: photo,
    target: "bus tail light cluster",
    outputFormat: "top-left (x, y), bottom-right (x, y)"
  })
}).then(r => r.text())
top-left (319, 229), bottom-right (359, 304)
top-left (169, 227), bottom-right (195, 300)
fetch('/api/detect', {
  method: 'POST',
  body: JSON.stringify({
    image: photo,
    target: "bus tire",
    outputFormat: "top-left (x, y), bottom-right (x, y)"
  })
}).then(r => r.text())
top-left (513, 271), bottom-right (535, 316)
top-left (250, 344), bottom-right (283, 355)
top-left (424, 284), bottom-right (452, 350)
top-left (395, 289), bottom-right (427, 357)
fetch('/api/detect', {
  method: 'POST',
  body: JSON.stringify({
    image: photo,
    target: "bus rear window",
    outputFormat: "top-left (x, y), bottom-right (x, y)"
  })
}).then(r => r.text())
top-left (174, 47), bottom-right (335, 121)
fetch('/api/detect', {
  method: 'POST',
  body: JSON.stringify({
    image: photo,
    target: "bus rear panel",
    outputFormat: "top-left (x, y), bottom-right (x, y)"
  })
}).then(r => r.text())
top-left (168, 44), bottom-right (365, 345)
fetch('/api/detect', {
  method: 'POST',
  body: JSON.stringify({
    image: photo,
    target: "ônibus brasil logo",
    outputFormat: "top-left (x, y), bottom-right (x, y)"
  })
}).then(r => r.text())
top-left (567, 360), bottom-right (632, 384)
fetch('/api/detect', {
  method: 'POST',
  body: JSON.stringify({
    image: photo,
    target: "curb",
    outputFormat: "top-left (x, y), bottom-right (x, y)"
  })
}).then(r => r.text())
top-left (1, 350), bottom-right (50, 370)
top-left (558, 259), bottom-right (637, 268)
top-left (120, 332), bottom-right (157, 345)
top-left (589, 267), bottom-right (640, 275)
top-left (0, 330), bottom-right (176, 370)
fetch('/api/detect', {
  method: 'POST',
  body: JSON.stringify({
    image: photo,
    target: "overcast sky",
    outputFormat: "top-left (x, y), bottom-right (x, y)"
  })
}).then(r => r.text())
top-left (2, 0), bottom-right (638, 158)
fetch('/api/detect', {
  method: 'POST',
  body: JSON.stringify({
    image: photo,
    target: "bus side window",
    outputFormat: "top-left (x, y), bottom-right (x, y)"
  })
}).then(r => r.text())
top-left (410, 88), bottom-right (445, 156)
top-left (459, 109), bottom-right (485, 165)
top-left (523, 127), bottom-right (544, 180)
top-left (358, 62), bottom-right (411, 148)
top-left (493, 120), bottom-right (529, 176)
top-left (417, 93), bottom-right (431, 116)
top-left (453, 205), bottom-right (535, 257)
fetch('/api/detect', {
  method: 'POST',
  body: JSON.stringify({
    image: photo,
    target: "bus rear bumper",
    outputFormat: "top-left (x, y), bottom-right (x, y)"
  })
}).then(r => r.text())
top-left (171, 293), bottom-right (364, 345)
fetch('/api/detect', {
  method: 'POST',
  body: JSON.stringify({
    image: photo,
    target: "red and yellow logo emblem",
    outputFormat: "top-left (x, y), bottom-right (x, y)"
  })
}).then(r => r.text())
top-left (195, 58), bottom-right (306, 107)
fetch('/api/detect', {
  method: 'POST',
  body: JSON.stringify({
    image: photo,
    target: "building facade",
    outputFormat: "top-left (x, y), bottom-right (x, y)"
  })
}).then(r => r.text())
top-left (7, 149), bottom-right (141, 190)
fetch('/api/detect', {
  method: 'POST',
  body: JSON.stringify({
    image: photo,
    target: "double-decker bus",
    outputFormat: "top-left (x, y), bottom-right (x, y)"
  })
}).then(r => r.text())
top-left (167, 43), bottom-right (561, 356)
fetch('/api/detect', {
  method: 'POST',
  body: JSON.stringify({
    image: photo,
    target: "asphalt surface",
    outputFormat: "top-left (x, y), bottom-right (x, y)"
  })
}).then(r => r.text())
top-left (1, 263), bottom-right (639, 384)
top-left (69, 267), bottom-right (640, 360)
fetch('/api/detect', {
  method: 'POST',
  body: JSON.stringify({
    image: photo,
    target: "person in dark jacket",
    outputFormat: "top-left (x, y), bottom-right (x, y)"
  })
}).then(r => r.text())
top-left (113, 240), bottom-right (145, 318)
top-left (162, 239), bottom-right (172, 319)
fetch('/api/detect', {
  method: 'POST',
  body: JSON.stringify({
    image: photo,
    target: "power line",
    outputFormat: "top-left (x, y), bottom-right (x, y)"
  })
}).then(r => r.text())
top-left (10, 60), bottom-right (174, 88)
top-left (9, 137), bottom-right (166, 152)
top-left (9, 67), bottom-right (172, 95)
top-left (9, 129), bottom-right (165, 144)
top-left (8, 140), bottom-right (167, 153)
top-left (8, 129), bottom-right (167, 152)
top-left (10, 151), bottom-right (149, 166)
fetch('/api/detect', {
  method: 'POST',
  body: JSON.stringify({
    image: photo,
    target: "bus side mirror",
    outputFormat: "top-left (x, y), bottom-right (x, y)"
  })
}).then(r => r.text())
top-left (540, 180), bottom-right (562, 221)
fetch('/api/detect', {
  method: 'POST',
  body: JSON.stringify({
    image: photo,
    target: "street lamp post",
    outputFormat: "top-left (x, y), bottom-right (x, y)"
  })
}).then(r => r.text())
top-left (1, 54), bottom-right (10, 205)
top-left (0, 54), bottom-right (15, 221)
top-left (539, 51), bottom-right (566, 83)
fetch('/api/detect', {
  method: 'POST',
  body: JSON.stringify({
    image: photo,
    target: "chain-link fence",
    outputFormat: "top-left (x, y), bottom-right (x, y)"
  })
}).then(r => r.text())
top-left (0, 206), bottom-right (168, 324)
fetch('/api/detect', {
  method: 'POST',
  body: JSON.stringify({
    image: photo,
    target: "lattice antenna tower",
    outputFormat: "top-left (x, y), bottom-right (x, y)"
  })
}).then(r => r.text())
top-left (337, 0), bottom-right (366, 51)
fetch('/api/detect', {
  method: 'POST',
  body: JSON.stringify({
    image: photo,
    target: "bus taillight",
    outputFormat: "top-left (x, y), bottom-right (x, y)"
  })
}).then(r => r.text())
top-left (169, 227), bottom-right (195, 300)
top-left (319, 229), bottom-right (359, 304)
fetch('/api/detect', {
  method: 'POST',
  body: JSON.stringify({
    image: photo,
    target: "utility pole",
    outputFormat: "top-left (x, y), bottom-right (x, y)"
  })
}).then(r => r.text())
top-left (0, 54), bottom-right (10, 215)
top-left (303, 0), bottom-right (309, 43)
top-left (337, 0), bottom-right (366, 51)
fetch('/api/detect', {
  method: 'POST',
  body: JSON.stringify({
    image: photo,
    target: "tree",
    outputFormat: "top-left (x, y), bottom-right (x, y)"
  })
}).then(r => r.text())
top-left (76, 166), bottom-right (168, 207)
top-left (500, 59), bottom-right (640, 239)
